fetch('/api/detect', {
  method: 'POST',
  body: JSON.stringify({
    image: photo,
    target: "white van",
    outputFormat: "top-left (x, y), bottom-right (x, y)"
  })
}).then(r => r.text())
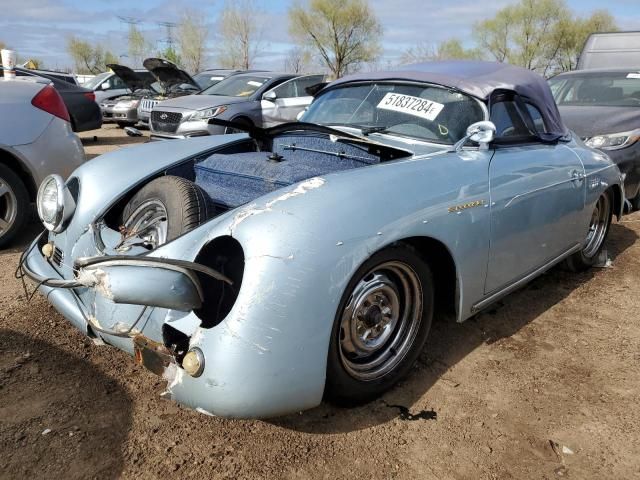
top-left (578, 31), bottom-right (640, 70)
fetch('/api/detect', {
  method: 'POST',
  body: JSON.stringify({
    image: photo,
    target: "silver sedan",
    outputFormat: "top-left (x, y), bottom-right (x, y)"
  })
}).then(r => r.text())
top-left (0, 78), bottom-right (85, 247)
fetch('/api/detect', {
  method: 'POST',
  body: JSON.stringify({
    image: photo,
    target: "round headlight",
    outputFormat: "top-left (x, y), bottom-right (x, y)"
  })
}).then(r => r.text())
top-left (37, 175), bottom-right (65, 231)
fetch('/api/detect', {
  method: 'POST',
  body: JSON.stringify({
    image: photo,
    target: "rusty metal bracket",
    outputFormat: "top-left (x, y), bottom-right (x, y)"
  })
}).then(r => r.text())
top-left (133, 335), bottom-right (174, 376)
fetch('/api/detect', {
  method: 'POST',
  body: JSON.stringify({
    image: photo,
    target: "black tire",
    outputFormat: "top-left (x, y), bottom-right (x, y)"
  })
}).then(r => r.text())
top-left (325, 245), bottom-right (434, 405)
top-left (630, 190), bottom-right (640, 212)
top-left (116, 121), bottom-right (134, 129)
top-left (121, 176), bottom-right (214, 248)
top-left (0, 164), bottom-right (30, 249)
top-left (566, 190), bottom-right (613, 272)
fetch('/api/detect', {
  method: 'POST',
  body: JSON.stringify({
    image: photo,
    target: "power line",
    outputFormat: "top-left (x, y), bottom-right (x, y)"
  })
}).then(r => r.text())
top-left (157, 21), bottom-right (178, 49)
top-left (117, 16), bottom-right (141, 26)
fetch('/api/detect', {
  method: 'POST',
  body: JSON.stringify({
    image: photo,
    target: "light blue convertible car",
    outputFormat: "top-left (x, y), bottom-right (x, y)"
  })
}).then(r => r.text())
top-left (21, 61), bottom-right (624, 418)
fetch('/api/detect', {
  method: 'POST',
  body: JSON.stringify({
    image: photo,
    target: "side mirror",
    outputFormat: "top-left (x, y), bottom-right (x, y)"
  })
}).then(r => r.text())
top-left (263, 90), bottom-right (277, 102)
top-left (296, 107), bottom-right (308, 121)
top-left (452, 121), bottom-right (496, 153)
top-left (101, 82), bottom-right (110, 90)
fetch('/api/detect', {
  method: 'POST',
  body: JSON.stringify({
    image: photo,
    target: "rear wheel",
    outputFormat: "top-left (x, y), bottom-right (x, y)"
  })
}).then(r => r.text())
top-left (325, 246), bottom-right (434, 405)
top-left (0, 164), bottom-right (29, 249)
top-left (121, 176), bottom-right (214, 249)
top-left (566, 191), bottom-right (613, 271)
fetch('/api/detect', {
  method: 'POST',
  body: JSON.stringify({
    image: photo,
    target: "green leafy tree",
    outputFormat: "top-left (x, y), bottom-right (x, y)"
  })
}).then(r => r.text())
top-left (289, 0), bottom-right (382, 78)
top-left (161, 46), bottom-right (182, 67)
top-left (178, 9), bottom-right (209, 72)
top-left (127, 24), bottom-right (152, 66)
top-left (215, 1), bottom-right (262, 70)
top-left (552, 10), bottom-right (618, 72)
top-left (473, 0), bottom-right (618, 75)
top-left (66, 36), bottom-right (117, 73)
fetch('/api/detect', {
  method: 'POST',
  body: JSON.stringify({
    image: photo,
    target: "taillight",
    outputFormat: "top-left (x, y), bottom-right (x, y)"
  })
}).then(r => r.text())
top-left (31, 85), bottom-right (70, 122)
top-left (83, 91), bottom-right (95, 102)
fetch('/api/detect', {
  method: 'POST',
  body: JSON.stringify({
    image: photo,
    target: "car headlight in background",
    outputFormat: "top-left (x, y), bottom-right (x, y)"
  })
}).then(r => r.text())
top-left (190, 105), bottom-right (228, 121)
top-left (585, 128), bottom-right (640, 151)
top-left (115, 99), bottom-right (140, 109)
top-left (36, 175), bottom-right (76, 232)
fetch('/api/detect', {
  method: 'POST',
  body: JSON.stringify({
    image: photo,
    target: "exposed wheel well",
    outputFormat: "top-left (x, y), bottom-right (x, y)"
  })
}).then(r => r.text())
top-left (395, 237), bottom-right (458, 318)
top-left (610, 184), bottom-right (623, 218)
top-left (0, 149), bottom-right (37, 201)
top-left (231, 116), bottom-right (253, 126)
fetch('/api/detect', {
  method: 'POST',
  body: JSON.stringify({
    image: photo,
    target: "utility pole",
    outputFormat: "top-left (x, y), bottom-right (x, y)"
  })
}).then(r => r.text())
top-left (157, 21), bottom-right (177, 50)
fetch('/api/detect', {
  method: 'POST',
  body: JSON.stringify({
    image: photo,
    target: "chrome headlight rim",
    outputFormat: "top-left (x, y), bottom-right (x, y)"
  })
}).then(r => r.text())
top-left (37, 174), bottom-right (75, 233)
top-left (190, 105), bottom-right (228, 121)
top-left (585, 128), bottom-right (640, 151)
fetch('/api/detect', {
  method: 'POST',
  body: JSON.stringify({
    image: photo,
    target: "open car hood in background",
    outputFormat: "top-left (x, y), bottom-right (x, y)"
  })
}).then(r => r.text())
top-left (143, 58), bottom-right (200, 92)
top-left (106, 64), bottom-right (155, 92)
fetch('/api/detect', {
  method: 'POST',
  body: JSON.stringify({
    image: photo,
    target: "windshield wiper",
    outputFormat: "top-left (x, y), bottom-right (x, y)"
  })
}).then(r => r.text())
top-left (360, 126), bottom-right (389, 136)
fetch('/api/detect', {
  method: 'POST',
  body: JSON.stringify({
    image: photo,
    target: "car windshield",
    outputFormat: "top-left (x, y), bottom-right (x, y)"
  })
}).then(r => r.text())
top-left (301, 82), bottom-right (486, 144)
top-left (193, 72), bottom-right (226, 90)
top-left (83, 72), bottom-right (111, 90)
top-left (550, 72), bottom-right (640, 107)
top-left (200, 75), bottom-right (271, 97)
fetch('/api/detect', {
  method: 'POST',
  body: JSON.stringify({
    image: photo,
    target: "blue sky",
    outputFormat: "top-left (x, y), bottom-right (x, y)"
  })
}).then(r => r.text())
top-left (2, 0), bottom-right (639, 71)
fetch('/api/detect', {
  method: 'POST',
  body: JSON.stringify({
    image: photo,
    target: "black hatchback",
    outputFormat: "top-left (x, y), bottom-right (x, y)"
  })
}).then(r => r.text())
top-left (9, 67), bottom-right (102, 132)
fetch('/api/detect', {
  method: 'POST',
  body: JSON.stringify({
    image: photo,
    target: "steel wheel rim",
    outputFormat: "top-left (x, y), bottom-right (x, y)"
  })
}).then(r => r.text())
top-left (0, 177), bottom-right (17, 237)
top-left (339, 261), bottom-right (423, 381)
top-left (124, 200), bottom-right (168, 249)
top-left (583, 194), bottom-right (609, 259)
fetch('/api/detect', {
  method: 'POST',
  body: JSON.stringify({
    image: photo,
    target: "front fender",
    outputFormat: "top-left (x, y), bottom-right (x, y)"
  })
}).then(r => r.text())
top-left (142, 151), bottom-right (491, 417)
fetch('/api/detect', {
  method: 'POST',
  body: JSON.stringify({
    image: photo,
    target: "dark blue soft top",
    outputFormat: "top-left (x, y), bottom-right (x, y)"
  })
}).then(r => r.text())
top-left (326, 61), bottom-right (568, 140)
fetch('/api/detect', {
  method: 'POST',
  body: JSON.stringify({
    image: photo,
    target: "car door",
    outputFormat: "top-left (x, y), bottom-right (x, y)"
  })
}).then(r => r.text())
top-left (261, 75), bottom-right (325, 127)
top-left (485, 95), bottom-right (586, 294)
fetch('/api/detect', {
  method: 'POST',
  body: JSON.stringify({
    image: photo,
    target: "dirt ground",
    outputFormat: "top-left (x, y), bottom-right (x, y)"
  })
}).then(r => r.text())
top-left (1, 124), bottom-right (639, 479)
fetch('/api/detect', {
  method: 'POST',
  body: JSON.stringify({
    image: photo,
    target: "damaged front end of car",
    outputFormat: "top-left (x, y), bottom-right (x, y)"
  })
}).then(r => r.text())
top-left (19, 123), bottom-right (419, 417)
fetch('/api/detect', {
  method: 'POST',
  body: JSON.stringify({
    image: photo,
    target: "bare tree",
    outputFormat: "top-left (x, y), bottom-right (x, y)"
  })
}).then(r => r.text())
top-left (284, 46), bottom-right (312, 73)
top-left (289, 0), bottom-right (382, 79)
top-left (216, 0), bottom-right (264, 70)
top-left (401, 39), bottom-right (481, 64)
top-left (178, 9), bottom-right (209, 73)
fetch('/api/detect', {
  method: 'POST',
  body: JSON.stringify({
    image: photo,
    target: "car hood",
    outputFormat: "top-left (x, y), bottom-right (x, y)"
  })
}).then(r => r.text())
top-left (558, 105), bottom-right (640, 138)
top-left (143, 57), bottom-right (200, 91)
top-left (106, 64), bottom-right (154, 92)
top-left (153, 94), bottom-right (249, 110)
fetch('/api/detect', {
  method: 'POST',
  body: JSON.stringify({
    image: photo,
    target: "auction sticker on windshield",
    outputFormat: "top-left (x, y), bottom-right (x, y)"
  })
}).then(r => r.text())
top-left (377, 93), bottom-right (444, 121)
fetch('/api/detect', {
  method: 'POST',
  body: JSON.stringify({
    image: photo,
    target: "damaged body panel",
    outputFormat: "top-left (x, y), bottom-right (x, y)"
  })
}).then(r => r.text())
top-left (21, 61), bottom-right (625, 418)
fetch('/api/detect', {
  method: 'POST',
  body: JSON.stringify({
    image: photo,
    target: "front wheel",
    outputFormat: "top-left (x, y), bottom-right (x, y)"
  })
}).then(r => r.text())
top-left (630, 190), bottom-right (640, 212)
top-left (325, 246), bottom-right (434, 405)
top-left (566, 191), bottom-right (613, 272)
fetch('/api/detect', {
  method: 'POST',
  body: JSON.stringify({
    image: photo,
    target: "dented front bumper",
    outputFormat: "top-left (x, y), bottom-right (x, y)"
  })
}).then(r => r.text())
top-left (22, 235), bottom-right (90, 334)
top-left (20, 225), bottom-right (329, 419)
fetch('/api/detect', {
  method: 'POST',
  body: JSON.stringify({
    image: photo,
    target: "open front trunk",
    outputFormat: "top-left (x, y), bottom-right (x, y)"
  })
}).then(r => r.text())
top-left (163, 132), bottom-right (394, 214)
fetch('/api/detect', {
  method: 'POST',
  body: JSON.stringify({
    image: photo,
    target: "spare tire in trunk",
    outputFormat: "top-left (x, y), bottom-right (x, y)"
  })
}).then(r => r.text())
top-left (122, 175), bottom-right (214, 248)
